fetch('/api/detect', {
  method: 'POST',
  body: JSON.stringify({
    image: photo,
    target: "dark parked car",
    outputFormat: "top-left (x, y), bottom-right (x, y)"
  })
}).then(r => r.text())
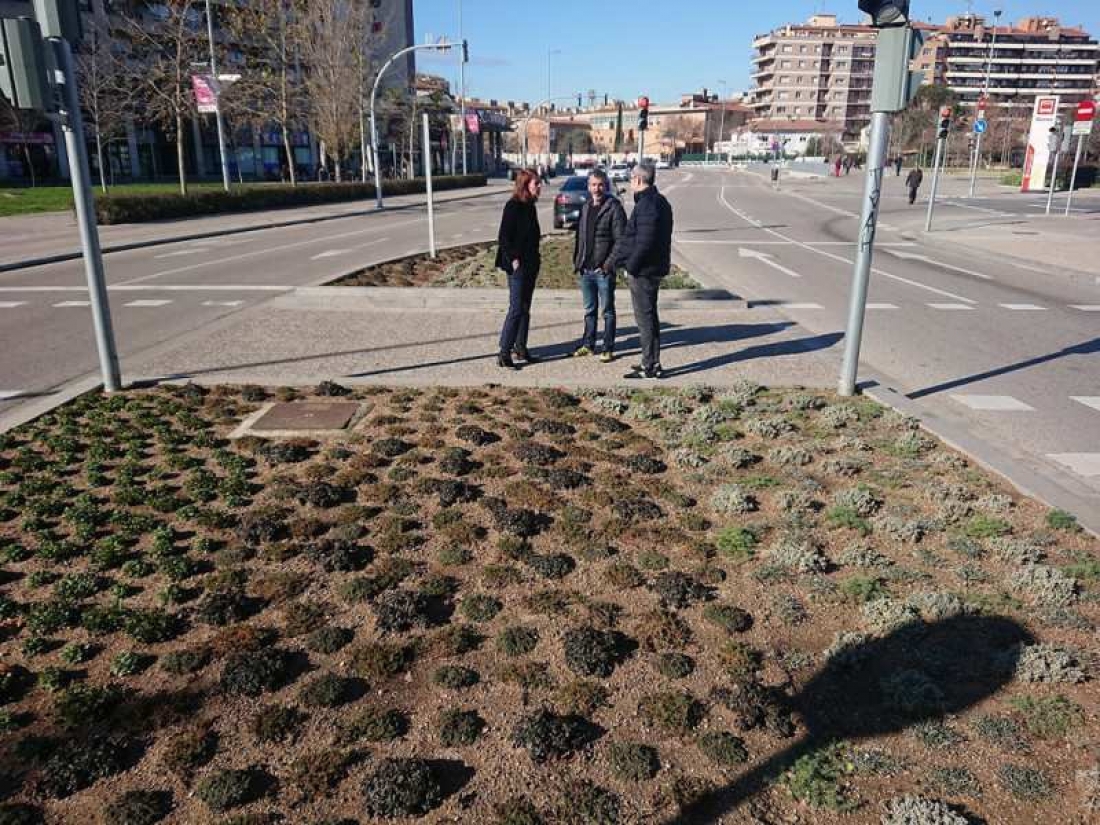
top-left (553, 175), bottom-right (590, 229)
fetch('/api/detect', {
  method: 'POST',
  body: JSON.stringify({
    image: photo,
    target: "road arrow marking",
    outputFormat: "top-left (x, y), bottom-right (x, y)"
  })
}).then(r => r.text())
top-left (738, 247), bottom-right (802, 278)
top-left (882, 249), bottom-right (993, 280)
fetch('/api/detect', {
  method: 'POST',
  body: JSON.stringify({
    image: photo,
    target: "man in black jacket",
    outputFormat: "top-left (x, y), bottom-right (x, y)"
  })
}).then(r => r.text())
top-left (572, 169), bottom-right (627, 361)
top-left (616, 162), bottom-right (673, 379)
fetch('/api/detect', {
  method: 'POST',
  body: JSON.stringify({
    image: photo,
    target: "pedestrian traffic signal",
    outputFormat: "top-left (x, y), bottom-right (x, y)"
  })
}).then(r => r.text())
top-left (858, 0), bottom-right (910, 27)
top-left (937, 107), bottom-right (952, 140)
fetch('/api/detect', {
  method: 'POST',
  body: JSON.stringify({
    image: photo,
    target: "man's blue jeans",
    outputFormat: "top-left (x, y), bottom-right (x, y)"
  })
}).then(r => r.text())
top-left (579, 269), bottom-right (616, 352)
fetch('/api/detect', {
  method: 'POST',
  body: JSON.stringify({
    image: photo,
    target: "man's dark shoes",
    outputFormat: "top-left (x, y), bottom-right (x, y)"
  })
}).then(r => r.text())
top-left (513, 349), bottom-right (541, 363)
top-left (626, 364), bottom-right (663, 380)
top-left (497, 353), bottom-right (520, 370)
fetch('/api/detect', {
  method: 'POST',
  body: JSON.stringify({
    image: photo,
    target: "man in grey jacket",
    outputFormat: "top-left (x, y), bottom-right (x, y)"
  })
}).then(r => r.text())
top-left (572, 169), bottom-right (627, 362)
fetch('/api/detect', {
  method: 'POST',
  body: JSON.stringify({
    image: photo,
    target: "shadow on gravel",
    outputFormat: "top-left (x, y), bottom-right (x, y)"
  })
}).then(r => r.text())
top-left (908, 336), bottom-right (1100, 400)
top-left (663, 614), bottom-right (1033, 825)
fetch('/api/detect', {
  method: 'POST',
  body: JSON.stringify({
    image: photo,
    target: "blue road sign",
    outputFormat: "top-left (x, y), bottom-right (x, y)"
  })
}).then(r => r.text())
top-left (974, 119), bottom-right (987, 134)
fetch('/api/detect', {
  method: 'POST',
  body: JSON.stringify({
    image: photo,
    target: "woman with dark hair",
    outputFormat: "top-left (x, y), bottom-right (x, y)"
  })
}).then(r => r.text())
top-left (495, 168), bottom-right (543, 369)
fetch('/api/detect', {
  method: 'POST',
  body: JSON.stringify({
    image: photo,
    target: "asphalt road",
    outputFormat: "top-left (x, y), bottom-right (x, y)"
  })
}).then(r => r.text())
top-left (0, 165), bottom-right (1097, 522)
top-left (667, 163), bottom-right (1099, 518)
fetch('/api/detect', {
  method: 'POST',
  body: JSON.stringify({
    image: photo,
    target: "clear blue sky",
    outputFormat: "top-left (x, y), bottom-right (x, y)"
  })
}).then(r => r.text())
top-left (414, 0), bottom-right (1099, 106)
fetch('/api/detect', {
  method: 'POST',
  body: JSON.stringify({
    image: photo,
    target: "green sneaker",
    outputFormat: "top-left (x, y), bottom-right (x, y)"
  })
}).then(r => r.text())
top-left (599, 351), bottom-right (614, 363)
top-left (572, 346), bottom-right (593, 357)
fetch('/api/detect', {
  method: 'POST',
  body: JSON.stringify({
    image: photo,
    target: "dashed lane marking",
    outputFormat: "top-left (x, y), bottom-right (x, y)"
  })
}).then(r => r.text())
top-left (928, 303), bottom-right (975, 310)
top-left (153, 248), bottom-right (211, 259)
top-left (124, 300), bottom-right (173, 307)
top-left (53, 301), bottom-right (90, 307)
top-left (1070, 305), bottom-right (1100, 312)
top-left (998, 303), bottom-right (1047, 311)
top-left (1070, 397), bottom-right (1100, 412)
top-left (866, 303), bottom-right (899, 309)
top-left (202, 300), bottom-right (245, 307)
top-left (1046, 453), bottom-right (1100, 478)
top-left (950, 394), bottom-right (1035, 411)
top-left (0, 391), bottom-right (28, 400)
top-left (0, 302), bottom-right (27, 308)
top-left (778, 302), bottom-right (824, 309)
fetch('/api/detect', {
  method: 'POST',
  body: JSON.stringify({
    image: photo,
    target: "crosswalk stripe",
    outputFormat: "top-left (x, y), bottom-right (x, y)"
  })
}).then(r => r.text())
top-left (202, 300), bottom-right (244, 307)
top-left (778, 302), bottom-right (824, 309)
top-left (950, 394), bottom-right (1035, 411)
top-left (866, 303), bottom-right (899, 309)
top-left (0, 302), bottom-right (27, 308)
top-left (124, 300), bottom-right (173, 307)
top-left (0, 390), bottom-right (28, 400)
top-left (54, 301), bottom-right (90, 308)
top-left (1070, 397), bottom-right (1100, 412)
top-left (928, 303), bottom-right (974, 310)
top-left (999, 303), bottom-right (1047, 311)
top-left (1070, 305), bottom-right (1100, 312)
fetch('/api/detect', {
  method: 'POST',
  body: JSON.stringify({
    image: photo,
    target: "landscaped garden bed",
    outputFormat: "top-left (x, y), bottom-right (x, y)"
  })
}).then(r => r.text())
top-left (327, 234), bottom-right (702, 289)
top-left (0, 383), bottom-right (1096, 823)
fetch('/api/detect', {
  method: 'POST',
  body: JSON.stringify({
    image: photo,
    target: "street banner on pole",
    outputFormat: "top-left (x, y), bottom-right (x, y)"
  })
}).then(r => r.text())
top-left (191, 74), bottom-right (217, 113)
top-left (1021, 95), bottom-right (1060, 192)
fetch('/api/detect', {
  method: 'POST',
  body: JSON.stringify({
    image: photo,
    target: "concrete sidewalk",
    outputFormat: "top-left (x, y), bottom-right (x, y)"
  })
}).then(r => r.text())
top-left (0, 181), bottom-right (509, 272)
top-left (123, 292), bottom-right (840, 390)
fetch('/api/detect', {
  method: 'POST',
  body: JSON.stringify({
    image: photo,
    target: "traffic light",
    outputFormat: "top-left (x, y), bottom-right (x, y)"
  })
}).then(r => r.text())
top-left (461, 38), bottom-right (468, 64)
top-left (937, 106), bottom-right (951, 140)
top-left (637, 96), bottom-right (650, 132)
top-left (0, 17), bottom-right (52, 112)
top-left (858, 0), bottom-right (910, 27)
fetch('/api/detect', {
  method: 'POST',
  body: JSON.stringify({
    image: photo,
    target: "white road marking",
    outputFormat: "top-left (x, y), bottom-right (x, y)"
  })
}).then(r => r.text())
top-left (1070, 397), bottom-right (1100, 412)
top-left (881, 249), bottom-right (993, 280)
top-left (941, 200), bottom-right (1014, 217)
top-left (674, 239), bottom-right (917, 247)
top-left (124, 299), bottom-right (173, 307)
top-left (1046, 453), bottom-right (1100, 477)
top-left (928, 303), bottom-right (975, 311)
top-left (779, 302), bottom-right (824, 309)
top-left (999, 303), bottom-right (1047, 311)
top-left (311, 249), bottom-right (353, 259)
top-left (53, 301), bottom-right (90, 307)
top-left (202, 300), bottom-right (245, 307)
top-left (1070, 305), bottom-right (1100, 312)
top-left (717, 187), bottom-right (977, 304)
top-left (0, 301), bottom-right (27, 308)
top-left (950, 394), bottom-right (1035, 411)
top-left (154, 248), bottom-right (211, 259)
top-left (451, 233), bottom-right (465, 239)
top-left (866, 303), bottom-right (899, 309)
top-left (0, 390), bottom-right (28, 400)
top-left (0, 285), bottom-right (290, 293)
top-left (738, 247), bottom-right (802, 278)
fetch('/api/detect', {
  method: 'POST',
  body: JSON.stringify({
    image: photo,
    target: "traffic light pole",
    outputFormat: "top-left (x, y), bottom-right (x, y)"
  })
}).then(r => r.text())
top-left (924, 133), bottom-right (946, 232)
top-left (51, 36), bottom-right (121, 392)
top-left (838, 111), bottom-right (890, 396)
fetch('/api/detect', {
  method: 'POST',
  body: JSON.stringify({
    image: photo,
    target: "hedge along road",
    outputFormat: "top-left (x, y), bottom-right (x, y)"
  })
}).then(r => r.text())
top-left (0, 185), bottom-right (551, 417)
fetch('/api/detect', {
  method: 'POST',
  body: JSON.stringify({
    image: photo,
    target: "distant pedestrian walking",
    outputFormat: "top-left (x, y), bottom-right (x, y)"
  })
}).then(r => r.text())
top-left (906, 167), bottom-right (924, 205)
top-left (894, 155), bottom-right (903, 176)
top-left (571, 169), bottom-right (626, 362)
top-left (843, 157), bottom-right (852, 175)
top-left (495, 168), bottom-right (543, 369)
top-left (617, 162), bottom-right (674, 380)
top-left (834, 156), bottom-right (843, 177)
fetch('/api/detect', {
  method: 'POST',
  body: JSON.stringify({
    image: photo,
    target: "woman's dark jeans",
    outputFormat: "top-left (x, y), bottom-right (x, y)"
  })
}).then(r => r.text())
top-left (499, 263), bottom-right (539, 355)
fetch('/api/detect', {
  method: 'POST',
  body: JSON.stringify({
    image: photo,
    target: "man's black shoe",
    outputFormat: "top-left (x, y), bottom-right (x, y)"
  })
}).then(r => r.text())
top-left (643, 365), bottom-right (663, 380)
top-left (497, 354), bottom-right (520, 370)
top-left (513, 349), bottom-right (541, 363)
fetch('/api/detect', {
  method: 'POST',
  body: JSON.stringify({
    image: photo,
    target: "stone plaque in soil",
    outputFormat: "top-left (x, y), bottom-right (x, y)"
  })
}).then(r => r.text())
top-left (251, 402), bottom-right (360, 432)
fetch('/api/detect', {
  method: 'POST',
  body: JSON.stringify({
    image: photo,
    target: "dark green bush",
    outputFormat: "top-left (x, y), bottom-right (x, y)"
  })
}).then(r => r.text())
top-left (562, 627), bottom-right (631, 678)
top-left (220, 648), bottom-right (294, 696)
top-left (95, 176), bottom-right (487, 224)
top-left (512, 709), bottom-right (601, 763)
top-left (299, 673), bottom-right (362, 708)
top-left (363, 757), bottom-right (445, 818)
top-left (0, 804), bottom-right (44, 825)
top-left (697, 731), bottom-right (749, 766)
top-left (41, 738), bottom-right (132, 797)
top-left (438, 708), bottom-right (486, 746)
top-left (250, 704), bottom-right (306, 744)
top-left (608, 741), bottom-right (660, 781)
top-left (342, 707), bottom-right (409, 743)
top-left (433, 665), bottom-right (480, 689)
top-left (195, 768), bottom-right (266, 812)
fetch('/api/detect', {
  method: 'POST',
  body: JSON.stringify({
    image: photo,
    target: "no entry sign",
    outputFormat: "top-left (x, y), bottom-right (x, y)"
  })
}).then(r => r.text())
top-left (1073, 100), bottom-right (1095, 136)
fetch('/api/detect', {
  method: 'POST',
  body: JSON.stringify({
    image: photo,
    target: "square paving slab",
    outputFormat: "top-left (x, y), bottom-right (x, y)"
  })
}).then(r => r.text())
top-left (250, 401), bottom-right (360, 431)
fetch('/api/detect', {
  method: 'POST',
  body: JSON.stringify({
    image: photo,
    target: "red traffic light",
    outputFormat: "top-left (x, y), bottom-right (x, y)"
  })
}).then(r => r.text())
top-left (637, 96), bottom-right (649, 109)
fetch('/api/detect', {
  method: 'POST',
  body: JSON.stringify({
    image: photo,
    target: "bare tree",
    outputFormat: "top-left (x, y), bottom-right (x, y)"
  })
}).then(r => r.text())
top-left (121, 0), bottom-right (202, 194)
top-left (76, 12), bottom-right (132, 192)
top-left (221, 0), bottom-right (307, 185)
top-left (297, 0), bottom-right (367, 182)
top-left (0, 100), bottom-right (45, 186)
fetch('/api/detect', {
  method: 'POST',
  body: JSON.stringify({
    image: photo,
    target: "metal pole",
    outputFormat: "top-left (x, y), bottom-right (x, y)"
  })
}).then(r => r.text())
top-left (924, 135), bottom-right (945, 232)
top-left (838, 111), bottom-right (890, 397)
top-left (1045, 142), bottom-right (1061, 216)
top-left (205, 0), bottom-right (230, 191)
top-left (967, 17), bottom-right (998, 198)
top-left (1064, 134), bottom-right (1084, 216)
top-left (638, 128), bottom-right (644, 163)
top-left (53, 38), bottom-right (121, 392)
top-left (423, 114), bottom-right (436, 257)
top-left (458, 0), bottom-right (467, 175)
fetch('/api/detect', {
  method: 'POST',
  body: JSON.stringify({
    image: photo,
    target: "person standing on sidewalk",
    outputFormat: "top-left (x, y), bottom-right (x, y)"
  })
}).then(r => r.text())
top-left (894, 155), bottom-right (903, 176)
top-left (617, 162), bottom-right (673, 380)
top-left (905, 166), bottom-right (924, 205)
top-left (495, 168), bottom-right (543, 369)
top-left (834, 156), bottom-right (843, 178)
top-left (571, 169), bottom-right (626, 362)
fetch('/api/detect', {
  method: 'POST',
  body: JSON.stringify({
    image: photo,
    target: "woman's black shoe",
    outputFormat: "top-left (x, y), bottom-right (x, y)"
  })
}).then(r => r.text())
top-left (514, 350), bottom-right (540, 363)
top-left (497, 354), bottom-right (520, 370)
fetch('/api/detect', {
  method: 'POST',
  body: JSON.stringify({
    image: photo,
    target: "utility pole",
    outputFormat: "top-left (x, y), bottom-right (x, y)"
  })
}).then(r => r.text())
top-left (204, 0), bottom-right (230, 191)
top-left (716, 80), bottom-right (728, 165)
top-left (1044, 122), bottom-right (1064, 216)
top-left (924, 106), bottom-right (951, 232)
top-left (458, 0), bottom-right (467, 175)
top-left (423, 114), bottom-right (436, 257)
top-left (546, 48), bottom-right (561, 168)
top-left (839, 1), bottom-right (923, 397)
top-left (967, 8), bottom-right (1000, 198)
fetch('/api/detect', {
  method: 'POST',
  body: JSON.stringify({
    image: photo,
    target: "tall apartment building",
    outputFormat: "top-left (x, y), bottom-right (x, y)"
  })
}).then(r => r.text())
top-left (0, 0), bottom-right (416, 182)
top-left (921, 14), bottom-right (1098, 117)
top-left (749, 14), bottom-right (877, 145)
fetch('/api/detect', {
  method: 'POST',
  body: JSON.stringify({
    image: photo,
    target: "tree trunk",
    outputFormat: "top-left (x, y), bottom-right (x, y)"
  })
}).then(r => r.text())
top-left (95, 127), bottom-right (107, 193)
top-left (176, 112), bottom-right (187, 195)
top-left (282, 127), bottom-right (297, 186)
top-left (22, 144), bottom-right (36, 187)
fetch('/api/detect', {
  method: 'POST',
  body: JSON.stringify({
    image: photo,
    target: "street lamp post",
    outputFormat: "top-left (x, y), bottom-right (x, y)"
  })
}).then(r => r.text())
top-left (371, 41), bottom-right (454, 209)
top-left (967, 8), bottom-right (1001, 198)
top-left (458, 0), bottom-right (467, 175)
top-left (716, 80), bottom-right (728, 165)
top-left (204, 0), bottom-right (230, 191)
top-left (546, 48), bottom-right (561, 168)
